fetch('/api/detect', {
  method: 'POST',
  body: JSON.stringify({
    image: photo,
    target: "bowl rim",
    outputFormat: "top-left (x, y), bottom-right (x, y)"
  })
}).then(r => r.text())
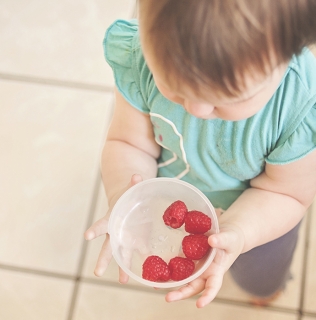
top-left (108, 177), bottom-right (219, 288)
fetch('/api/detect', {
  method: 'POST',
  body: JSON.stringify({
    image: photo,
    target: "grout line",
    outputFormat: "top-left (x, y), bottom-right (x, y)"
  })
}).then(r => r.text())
top-left (213, 297), bottom-right (300, 316)
top-left (0, 72), bottom-right (114, 93)
top-left (65, 172), bottom-right (102, 320)
top-left (302, 311), bottom-right (316, 318)
top-left (0, 263), bottom-right (75, 281)
top-left (81, 180), bottom-right (103, 270)
top-left (65, 97), bottom-right (115, 320)
top-left (298, 205), bottom-right (314, 320)
top-left (79, 277), bottom-right (301, 315)
top-left (0, 259), bottom-right (312, 318)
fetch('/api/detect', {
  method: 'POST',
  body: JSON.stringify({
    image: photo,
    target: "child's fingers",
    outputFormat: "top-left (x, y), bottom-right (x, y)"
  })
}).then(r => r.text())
top-left (84, 216), bottom-right (109, 240)
top-left (88, 175), bottom-right (143, 279)
top-left (94, 235), bottom-right (112, 277)
top-left (165, 278), bottom-right (205, 303)
top-left (208, 227), bottom-right (244, 253)
top-left (208, 232), bottom-right (230, 250)
top-left (196, 273), bottom-right (224, 308)
top-left (85, 174), bottom-right (143, 241)
top-left (119, 267), bottom-right (129, 284)
top-left (166, 258), bottom-right (227, 307)
top-left (85, 175), bottom-right (142, 241)
top-left (119, 246), bottom-right (132, 283)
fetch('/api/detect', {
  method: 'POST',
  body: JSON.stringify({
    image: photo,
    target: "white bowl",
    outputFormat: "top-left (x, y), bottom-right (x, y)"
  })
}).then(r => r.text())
top-left (108, 177), bottom-right (219, 288)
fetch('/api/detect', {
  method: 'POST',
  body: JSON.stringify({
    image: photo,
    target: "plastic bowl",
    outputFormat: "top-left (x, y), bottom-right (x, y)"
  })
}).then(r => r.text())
top-left (108, 177), bottom-right (219, 288)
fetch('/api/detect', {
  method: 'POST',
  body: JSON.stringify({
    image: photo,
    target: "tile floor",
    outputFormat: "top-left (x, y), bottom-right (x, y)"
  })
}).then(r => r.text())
top-left (0, 1), bottom-right (316, 319)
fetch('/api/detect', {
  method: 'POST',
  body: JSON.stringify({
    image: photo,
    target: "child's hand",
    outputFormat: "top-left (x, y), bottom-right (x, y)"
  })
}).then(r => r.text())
top-left (165, 224), bottom-right (245, 308)
top-left (84, 174), bottom-right (144, 283)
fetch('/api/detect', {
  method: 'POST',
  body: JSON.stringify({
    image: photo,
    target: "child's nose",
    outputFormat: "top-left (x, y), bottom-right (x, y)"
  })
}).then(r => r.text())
top-left (183, 100), bottom-right (215, 118)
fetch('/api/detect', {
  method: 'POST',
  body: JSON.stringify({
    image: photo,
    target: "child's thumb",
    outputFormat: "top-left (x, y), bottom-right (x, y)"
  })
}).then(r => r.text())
top-left (208, 230), bottom-right (236, 250)
top-left (208, 232), bottom-right (229, 250)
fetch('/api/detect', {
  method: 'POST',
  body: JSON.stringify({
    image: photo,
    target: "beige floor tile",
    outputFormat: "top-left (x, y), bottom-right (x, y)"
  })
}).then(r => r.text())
top-left (0, 80), bottom-right (113, 274)
top-left (0, 269), bottom-right (74, 320)
top-left (218, 216), bottom-right (307, 310)
top-left (304, 204), bottom-right (316, 313)
top-left (82, 182), bottom-right (142, 286)
top-left (73, 282), bottom-right (298, 320)
top-left (0, 0), bottom-right (135, 86)
top-left (302, 317), bottom-right (316, 320)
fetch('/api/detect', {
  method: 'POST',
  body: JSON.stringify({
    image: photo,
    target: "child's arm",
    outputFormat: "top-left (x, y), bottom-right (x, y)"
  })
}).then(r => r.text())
top-left (84, 88), bottom-right (160, 279)
top-left (102, 88), bottom-right (160, 205)
top-left (221, 155), bottom-right (316, 251)
top-left (166, 150), bottom-right (316, 307)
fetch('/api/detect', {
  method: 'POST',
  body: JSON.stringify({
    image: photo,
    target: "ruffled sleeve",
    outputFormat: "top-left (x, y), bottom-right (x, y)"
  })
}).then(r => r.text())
top-left (266, 103), bottom-right (316, 164)
top-left (103, 19), bottom-right (150, 113)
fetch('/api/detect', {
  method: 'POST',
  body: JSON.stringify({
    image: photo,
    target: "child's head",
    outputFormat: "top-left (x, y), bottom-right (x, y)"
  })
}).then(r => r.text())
top-left (139, 0), bottom-right (316, 120)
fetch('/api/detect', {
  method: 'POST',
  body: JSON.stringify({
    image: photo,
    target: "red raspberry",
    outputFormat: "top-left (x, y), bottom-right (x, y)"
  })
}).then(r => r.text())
top-left (184, 210), bottom-right (212, 234)
top-left (168, 257), bottom-right (195, 281)
top-left (142, 255), bottom-right (170, 282)
top-left (163, 200), bottom-right (188, 229)
top-left (182, 234), bottom-right (210, 260)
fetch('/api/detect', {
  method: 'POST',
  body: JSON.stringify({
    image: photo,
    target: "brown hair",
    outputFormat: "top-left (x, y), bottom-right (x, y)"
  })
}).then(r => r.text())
top-left (139, 0), bottom-right (316, 97)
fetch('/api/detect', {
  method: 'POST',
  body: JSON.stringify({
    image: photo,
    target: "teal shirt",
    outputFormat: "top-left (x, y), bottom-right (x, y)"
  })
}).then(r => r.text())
top-left (104, 19), bottom-right (316, 209)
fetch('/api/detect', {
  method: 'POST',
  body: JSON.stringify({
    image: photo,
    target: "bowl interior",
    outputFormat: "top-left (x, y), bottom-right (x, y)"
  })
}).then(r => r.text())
top-left (109, 178), bottom-right (219, 288)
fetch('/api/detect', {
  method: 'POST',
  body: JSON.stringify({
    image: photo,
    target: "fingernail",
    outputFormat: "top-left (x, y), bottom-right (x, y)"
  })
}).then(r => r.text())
top-left (209, 236), bottom-right (218, 246)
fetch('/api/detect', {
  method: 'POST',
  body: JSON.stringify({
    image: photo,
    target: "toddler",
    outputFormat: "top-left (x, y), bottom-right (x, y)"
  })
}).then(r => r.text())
top-left (85, 0), bottom-right (316, 308)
